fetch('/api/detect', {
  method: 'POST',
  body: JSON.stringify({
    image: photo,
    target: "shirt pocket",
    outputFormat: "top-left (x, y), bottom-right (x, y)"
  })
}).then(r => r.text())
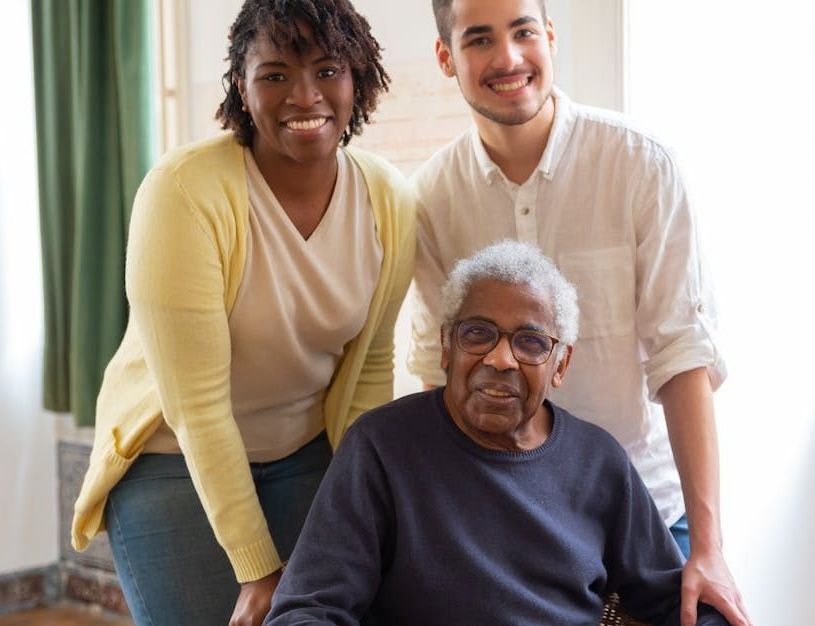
top-left (558, 247), bottom-right (636, 340)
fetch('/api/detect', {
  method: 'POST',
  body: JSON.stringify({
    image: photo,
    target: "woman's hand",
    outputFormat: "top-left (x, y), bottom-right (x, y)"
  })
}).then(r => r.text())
top-left (229, 570), bottom-right (283, 626)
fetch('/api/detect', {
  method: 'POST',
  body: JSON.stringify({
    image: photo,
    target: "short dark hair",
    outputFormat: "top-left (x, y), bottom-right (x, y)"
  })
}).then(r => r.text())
top-left (432, 0), bottom-right (548, 45)
top-left (216, 0), bottom-right (389, 147)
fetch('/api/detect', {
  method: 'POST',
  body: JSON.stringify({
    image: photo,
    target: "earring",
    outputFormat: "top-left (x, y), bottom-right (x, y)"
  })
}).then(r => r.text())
top-left (241, 103), bottom-right (248, 112)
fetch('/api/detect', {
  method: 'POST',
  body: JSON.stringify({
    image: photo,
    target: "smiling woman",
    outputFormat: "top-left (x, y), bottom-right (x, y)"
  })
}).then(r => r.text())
top-left (69, 2), bottom-right (415, 626)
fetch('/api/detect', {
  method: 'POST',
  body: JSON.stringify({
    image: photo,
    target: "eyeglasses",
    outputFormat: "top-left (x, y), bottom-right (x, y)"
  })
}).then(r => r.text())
top-left (452, 319), bottom-right (560, 366)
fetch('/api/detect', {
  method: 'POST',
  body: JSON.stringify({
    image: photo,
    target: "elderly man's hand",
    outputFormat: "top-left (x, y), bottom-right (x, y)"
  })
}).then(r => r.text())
top-left (680, 548), bottom-right (751, 626)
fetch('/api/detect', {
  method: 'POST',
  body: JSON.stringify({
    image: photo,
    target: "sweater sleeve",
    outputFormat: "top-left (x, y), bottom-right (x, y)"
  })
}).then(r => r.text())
top-left (606, 459), bottom-right (729, 625)
top-left (264, 425), bottom-right (393, 625)
top-left (126, 167), bottom-right (280, 582)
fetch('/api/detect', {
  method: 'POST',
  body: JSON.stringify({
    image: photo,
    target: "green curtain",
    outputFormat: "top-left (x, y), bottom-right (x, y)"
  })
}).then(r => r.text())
top-left (31, 0), bottom-right (156, 425)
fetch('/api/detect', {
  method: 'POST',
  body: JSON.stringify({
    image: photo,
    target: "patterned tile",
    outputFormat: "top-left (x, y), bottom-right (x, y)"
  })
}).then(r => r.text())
top-left (58, 443), bottom-right (115, 573)
top-left (0, 566), bottom-right (59, 615)
top-left (62, 571), bottom-right (128, 616)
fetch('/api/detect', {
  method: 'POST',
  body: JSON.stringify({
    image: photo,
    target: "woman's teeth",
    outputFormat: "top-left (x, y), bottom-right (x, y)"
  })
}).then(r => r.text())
top-left (491, 78), bottom-right (528, 92)
top-left (286, 117), bottom-right (327, 131)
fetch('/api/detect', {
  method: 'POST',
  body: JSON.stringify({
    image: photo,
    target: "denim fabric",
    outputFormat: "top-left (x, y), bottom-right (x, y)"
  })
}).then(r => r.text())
top-left (669, 513), bottom-right (690, 559)
top-left (106, 431), bottom-right (331, 626)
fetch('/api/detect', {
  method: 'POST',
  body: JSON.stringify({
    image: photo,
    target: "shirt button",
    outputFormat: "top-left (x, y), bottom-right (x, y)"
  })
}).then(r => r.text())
top-left (697, 303), bottom-right (705, 313)
top-left (520, 207), bottom-right (530, 216)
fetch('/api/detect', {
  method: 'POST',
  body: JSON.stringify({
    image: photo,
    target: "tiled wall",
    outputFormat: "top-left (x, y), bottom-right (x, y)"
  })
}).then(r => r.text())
top-left (1, 440), bottom-right (128, 615)
top-left (0, 566), bottom-right (58, 615)
top-left (57, 443), bottom-right (128, 614)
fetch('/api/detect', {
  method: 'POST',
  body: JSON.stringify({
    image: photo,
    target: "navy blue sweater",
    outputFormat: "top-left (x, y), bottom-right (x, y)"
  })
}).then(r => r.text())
top-left (266, 389), bottom-right (727, 625)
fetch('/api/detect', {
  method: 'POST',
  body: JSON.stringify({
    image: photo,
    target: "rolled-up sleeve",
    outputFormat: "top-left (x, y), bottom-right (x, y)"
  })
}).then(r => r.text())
top-left (633, 146), bottom-right (727, 401)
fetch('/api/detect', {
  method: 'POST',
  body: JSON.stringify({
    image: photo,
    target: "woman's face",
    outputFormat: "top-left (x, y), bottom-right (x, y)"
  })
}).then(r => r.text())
top-left (238, 28), bottom-right (354, 167)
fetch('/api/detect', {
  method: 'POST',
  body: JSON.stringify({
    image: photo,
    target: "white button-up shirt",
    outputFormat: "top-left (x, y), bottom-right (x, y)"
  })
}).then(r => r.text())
top-left (409, 88), bottom-right (726, 524)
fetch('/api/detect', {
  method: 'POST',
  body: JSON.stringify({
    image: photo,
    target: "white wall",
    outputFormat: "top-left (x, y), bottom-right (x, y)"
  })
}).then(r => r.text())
top-left (0, 0), bottom-right (58, 575)
top-left (627, 2), bottom-right (815, 622)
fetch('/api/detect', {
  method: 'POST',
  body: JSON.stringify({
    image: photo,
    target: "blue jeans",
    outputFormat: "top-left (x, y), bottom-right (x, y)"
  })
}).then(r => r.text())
top-left (669, 513), bottom-right (690, 559)
top-left (105, 431), bottom-right (331, 626)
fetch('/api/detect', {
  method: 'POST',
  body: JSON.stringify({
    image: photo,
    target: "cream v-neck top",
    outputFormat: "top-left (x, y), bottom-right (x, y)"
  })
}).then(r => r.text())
top-left (145, 148), bottom-right (382, 462)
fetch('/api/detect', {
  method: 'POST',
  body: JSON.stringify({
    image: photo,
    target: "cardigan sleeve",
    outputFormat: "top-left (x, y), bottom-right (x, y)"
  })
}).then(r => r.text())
top-left (349, 175), bottom-right (415, 421)
top-left (125, 166), bottom-right (281, 582)
top-left (323, 153), bottom-right (416, 443)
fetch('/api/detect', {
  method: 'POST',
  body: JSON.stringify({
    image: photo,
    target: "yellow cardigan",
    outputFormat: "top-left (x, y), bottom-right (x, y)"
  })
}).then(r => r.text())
top-left (71, 134), bottom-right (415, 583)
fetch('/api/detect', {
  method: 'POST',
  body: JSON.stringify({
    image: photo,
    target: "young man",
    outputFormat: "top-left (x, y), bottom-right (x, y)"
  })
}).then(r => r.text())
top-left (409, 2), bottom-right (750, 625)
top-left (265, 242), bottom-right (728, 626)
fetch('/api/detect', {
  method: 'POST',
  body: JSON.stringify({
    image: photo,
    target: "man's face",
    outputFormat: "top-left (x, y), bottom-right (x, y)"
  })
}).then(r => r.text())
top-left (442, 279), bottom-right (570, 449)
top-left (436, 0), bottom-right (557, 126)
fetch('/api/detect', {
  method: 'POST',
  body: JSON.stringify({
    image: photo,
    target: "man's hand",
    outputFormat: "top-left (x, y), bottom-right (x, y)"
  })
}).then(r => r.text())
top-left (229, 570), bottom-right (283, 626)
top-left (680, 548), bottom-right (751, 626)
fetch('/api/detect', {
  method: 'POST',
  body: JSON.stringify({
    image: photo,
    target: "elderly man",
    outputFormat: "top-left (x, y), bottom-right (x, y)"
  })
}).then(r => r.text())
top-left (265, 242), bottom-right (728, 626)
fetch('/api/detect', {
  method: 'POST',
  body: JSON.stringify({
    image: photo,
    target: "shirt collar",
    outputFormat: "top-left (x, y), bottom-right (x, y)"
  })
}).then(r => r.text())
top-left (470, 86), bottom-right (579, 184)
top-left (538, 87), bottom-right (578, 180)
top-left (470, 124), bottom-right (500, 184)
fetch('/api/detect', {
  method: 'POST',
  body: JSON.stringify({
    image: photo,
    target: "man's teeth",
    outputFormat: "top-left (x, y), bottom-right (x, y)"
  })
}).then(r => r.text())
top-left (482, 388), bottom-right (512, 398)
top-left (491, 78), bottom-right (528, 92)
top-left (286, 117), bottom-right (327, 130)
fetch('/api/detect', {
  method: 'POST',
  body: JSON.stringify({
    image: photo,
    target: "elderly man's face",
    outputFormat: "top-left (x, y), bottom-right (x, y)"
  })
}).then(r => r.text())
top-left (441, 278), bottom-right (571, 451)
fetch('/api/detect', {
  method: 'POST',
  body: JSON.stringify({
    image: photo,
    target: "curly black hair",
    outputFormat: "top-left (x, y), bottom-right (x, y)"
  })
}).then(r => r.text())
top-left (216, 0), bottom-right (389, 147)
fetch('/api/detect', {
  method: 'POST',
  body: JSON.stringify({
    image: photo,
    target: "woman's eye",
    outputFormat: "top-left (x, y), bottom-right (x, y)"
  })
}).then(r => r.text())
top-left (263, 73), bottom-right (285, 82)
top-left (318, 67), bottom-right (339, 79)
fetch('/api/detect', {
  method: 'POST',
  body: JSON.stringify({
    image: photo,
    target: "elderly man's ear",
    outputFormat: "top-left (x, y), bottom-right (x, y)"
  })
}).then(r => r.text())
top-left (440, 326), bottom-right (450, 371)
top-left (551, 345), bottom-right (573, 388)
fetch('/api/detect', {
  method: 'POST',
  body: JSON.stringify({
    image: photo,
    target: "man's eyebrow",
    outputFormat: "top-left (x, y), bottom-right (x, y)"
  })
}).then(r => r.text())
top-left (461, 15), bottom-right (540, 39)
top-left (461, 24), bottom-right (493, 39)
top-left (462, 315), bottom-right (496, 323)
top-left (520, 325), bottom-right (551, 334)
top-left (510, 16), bottom-right (540, 29)
top-left (460, 316), bottom-right (552, 334)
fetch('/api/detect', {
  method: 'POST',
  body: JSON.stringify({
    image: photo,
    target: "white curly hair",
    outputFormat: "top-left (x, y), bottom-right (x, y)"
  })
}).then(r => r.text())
top-left (441, 241), bottom-right (580, 362)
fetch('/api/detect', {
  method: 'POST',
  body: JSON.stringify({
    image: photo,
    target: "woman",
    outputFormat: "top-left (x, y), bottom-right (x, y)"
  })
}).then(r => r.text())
top-left (70, 2), bottom-right (414, 625)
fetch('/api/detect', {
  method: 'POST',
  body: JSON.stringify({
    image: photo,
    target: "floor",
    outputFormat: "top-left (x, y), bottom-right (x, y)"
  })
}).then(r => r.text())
top-left (0, 606), bottom-right (133, 626)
